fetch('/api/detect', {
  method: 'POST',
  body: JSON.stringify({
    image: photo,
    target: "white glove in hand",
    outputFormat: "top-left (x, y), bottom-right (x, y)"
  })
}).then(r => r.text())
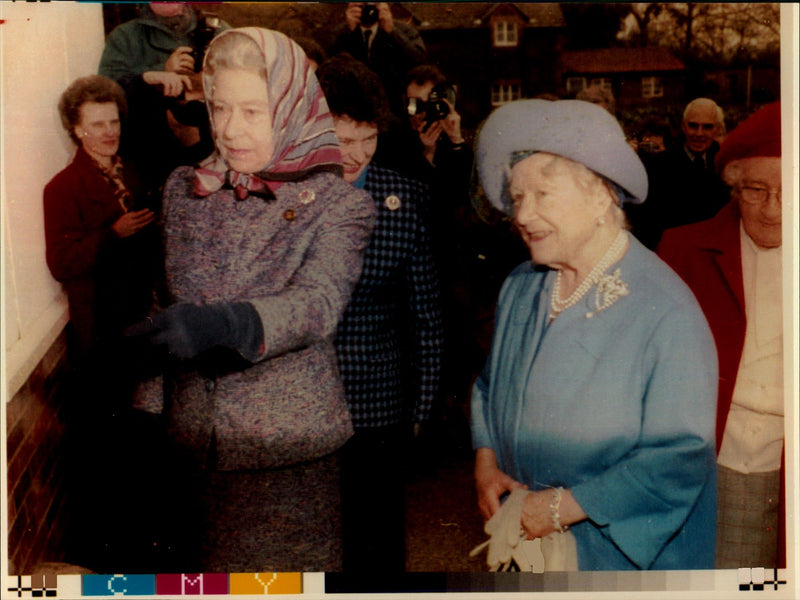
top-left (470, 488), bottom-right (530, 570)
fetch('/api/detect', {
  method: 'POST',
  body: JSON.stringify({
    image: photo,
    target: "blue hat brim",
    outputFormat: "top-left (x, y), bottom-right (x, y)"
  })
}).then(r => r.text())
top-left (476, 99), bottom-right (648, 213)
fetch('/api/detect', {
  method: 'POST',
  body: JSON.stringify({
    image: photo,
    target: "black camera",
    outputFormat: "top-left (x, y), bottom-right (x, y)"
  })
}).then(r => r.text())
top-left (189, 13), bottom-right (222, 72)
top-left (360, 3), bottom-right (379, 27)
top-left (406, 82), bottom-right (457, 127)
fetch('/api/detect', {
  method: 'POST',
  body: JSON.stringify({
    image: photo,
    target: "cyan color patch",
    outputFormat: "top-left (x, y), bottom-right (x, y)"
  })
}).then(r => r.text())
top-left (82, 574), bottom-right (156, 596)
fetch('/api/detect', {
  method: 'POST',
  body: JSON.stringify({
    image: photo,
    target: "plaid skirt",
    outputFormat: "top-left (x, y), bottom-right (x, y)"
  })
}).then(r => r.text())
top-left (715, 464), bottom-right (780, 568)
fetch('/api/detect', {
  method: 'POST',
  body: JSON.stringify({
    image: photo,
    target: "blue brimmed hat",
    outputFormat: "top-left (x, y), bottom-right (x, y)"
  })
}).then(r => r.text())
top-left (476, 99), bottom-right (648, 213)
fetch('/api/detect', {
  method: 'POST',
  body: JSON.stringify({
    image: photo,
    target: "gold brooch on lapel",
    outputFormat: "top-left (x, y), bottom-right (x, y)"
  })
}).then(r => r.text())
top-left (385, 195), bottom-right (401, 211)
top-left (284, 209), bottom-right (296, 221)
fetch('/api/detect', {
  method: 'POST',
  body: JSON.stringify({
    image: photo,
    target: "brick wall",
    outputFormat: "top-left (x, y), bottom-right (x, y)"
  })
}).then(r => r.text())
top-left (6, 331), bottom-right (70, 574)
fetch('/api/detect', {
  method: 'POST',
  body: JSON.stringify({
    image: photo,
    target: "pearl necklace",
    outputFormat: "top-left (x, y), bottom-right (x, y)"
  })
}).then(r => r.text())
top-left (550, 230), bottom-right (628, 321)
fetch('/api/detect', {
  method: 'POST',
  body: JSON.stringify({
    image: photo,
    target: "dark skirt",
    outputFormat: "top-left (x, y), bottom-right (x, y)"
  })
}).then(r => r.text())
top-left (199, 452), bottom-right (343, 572)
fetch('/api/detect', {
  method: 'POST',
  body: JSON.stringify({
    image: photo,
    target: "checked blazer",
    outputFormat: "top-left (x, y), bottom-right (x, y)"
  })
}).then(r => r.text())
top-left (335, 164), bottom-right (444, 429)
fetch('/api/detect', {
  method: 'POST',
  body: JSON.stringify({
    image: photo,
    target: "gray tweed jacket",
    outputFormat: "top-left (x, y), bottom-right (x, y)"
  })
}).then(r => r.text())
top-left (160, 167), bottom-right (375, 471)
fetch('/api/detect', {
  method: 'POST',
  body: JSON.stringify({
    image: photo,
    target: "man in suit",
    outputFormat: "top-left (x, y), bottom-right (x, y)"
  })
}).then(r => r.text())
top-left (329, 2), bottom-right (427, 119)
top-left (658, 102), bottom-right (783, 568)
top-left (317, 53), bottom-right (444, 572)
top-left (627, 97), bottom-right (729, 249)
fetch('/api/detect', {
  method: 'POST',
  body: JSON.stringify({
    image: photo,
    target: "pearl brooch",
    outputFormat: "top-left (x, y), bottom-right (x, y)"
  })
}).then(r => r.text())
top-left (585, 268), bottom-right (629, 319)
top-left (298, 189), bottom-right (315, 205)
top-left (550, 230), bottom-right (628, 321)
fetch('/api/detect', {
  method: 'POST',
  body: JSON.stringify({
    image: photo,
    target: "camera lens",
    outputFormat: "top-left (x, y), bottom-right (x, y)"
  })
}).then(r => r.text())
top-left (431, 100), bottom-right (449, 121)
top-left (360, 4), bottom-right (379, 27)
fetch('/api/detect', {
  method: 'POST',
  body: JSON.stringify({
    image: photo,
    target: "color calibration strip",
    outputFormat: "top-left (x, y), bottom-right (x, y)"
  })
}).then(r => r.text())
top-left (4, 568), bottom-right (791, 597)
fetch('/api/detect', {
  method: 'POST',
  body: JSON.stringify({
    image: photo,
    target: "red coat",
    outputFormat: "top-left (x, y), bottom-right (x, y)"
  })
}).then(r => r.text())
top-left (657, 202), bottom-right (745, 450)
top-left (658, 201), bottom-right (785, 567)
top-left (43, 147), bottom-right (158, 356)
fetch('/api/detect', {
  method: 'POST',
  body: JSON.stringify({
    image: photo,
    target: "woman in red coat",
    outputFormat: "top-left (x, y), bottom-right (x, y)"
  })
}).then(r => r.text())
top-left (658, 102), bottom-right (784, 569)
top-left (43, 75), bottom-right (164, 572)
top-left (44, 74), bottom-right (158, 359)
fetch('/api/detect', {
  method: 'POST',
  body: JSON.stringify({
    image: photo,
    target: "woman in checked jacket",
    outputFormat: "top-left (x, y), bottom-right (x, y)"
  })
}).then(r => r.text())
top-left (317, 52), bottom-right (444, 573)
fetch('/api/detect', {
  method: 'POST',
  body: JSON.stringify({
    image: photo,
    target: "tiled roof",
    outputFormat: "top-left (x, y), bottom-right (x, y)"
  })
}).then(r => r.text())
top-left (561, 47), bottom-right (686, 74)
top-left (400, 3), bottom-right (565, 30)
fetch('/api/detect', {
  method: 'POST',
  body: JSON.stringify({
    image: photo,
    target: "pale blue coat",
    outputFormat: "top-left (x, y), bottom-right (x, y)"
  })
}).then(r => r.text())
top-left (471, 234), bottom-right (718, 570)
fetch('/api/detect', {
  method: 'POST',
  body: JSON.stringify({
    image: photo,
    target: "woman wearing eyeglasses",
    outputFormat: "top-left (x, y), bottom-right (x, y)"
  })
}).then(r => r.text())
top-left (659, 102), bottom-right (784, 569)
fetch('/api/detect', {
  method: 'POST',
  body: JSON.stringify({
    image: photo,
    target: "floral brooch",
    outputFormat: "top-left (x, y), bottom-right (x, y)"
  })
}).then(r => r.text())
top-left (585, 268), bottom-right (629, 319)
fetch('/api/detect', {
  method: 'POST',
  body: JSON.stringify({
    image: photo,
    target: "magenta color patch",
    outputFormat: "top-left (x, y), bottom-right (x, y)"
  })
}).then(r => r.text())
top-left (156, 573), bottom-right (182, 595)
top-left (202, 573), bottom-right (229, 595)
top-left (155, 573), bottom-right (228, 595)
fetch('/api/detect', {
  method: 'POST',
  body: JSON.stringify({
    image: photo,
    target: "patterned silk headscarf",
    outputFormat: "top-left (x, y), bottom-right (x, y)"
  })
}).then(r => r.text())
top-left (194, 28), bottom-right (343, 199)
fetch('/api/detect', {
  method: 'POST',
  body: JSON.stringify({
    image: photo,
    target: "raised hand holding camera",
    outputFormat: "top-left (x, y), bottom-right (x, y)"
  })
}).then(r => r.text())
top-left (164, 46), bottom-right (194, 75)
top-left (441, 100), bottom-right (465, 146)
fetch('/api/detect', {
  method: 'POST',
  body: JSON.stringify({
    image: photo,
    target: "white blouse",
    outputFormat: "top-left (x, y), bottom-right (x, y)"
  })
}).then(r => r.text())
top-left (717, 225), bottom-right (784, 473)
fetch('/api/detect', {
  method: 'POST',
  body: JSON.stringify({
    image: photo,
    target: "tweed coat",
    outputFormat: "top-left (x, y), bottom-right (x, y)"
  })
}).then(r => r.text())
top-left (335, 164), bottom-right (443, 428)
top-left (160, 166), bottom-right (374, 471)
top-left (43, 146), bottom-right (159, 355)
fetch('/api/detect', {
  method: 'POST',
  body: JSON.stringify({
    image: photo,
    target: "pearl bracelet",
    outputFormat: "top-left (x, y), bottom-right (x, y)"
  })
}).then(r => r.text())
top-left (550, 486), bottom-right (569, 534)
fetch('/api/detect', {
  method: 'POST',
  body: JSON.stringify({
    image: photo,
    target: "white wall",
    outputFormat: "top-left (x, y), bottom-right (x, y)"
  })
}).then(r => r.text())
top-left (1, 2), bottom-right (105, 398)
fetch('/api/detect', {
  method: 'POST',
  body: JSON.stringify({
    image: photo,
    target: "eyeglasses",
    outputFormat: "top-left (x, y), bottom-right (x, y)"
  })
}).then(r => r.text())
top-left (737, 185), bottom-right (781, 206)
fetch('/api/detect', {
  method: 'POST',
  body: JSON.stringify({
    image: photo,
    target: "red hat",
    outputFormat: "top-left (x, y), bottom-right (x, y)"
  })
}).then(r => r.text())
top-left (715, 102), bottom-right (781, 172)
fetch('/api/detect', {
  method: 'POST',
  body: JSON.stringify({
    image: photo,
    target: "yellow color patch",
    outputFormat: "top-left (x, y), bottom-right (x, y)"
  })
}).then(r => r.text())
top-left (229, 572), bottom-right (302, 595)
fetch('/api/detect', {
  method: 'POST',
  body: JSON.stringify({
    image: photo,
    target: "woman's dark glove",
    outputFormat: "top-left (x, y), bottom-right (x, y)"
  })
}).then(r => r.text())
top-left (126, 302), bottom-right (264, 361)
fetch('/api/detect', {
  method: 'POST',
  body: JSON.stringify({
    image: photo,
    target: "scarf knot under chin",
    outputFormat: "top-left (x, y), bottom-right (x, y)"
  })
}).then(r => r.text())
top-left (194, 154), bottom-right (276, 200)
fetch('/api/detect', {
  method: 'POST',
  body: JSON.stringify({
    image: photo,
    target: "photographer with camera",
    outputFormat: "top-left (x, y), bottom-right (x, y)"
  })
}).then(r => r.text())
top-left (374, 65), bottom-right (491, 448)
top-left (330, 2), bottom-right (427, 119)
top-left (377, 65), bottom-right (472, 231)
top-left (99, 3), bottom-right (228, 193)
top-left (405, 71), bottom-right (466, 167)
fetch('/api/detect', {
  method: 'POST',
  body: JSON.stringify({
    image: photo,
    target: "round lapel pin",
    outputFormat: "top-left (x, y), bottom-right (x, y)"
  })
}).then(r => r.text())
top-left (385, 195), bottom-right (401, 211)
top-left (298, 189), bottom-right (315, 205)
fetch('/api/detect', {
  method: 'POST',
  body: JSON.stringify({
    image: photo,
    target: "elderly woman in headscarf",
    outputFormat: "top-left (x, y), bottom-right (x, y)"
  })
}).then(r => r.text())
top-left (129, 28), bottom-right (374, 572)
top-left (469, 99), bottom-right (718, 571)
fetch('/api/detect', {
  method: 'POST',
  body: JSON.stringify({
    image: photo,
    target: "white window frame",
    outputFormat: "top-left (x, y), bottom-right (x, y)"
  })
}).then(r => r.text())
top-left (641, 76), bottom-right (664, 98)
top-left (590, 77), bottom-right (613, 92)
top-left (491, 81), bottom-right (522, 106)
top-left (493, 18), bottom-right (518, 47)
top-left (566, 77), bottom-right (586, 95)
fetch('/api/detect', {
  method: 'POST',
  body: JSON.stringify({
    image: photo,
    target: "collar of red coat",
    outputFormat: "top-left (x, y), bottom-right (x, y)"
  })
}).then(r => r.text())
top-left (691, 201), bottom-right (742, 253)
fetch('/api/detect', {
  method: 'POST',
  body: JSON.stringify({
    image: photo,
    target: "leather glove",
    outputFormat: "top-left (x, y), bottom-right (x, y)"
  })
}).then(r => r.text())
top-left (126, 302), bottom-right (264, 361)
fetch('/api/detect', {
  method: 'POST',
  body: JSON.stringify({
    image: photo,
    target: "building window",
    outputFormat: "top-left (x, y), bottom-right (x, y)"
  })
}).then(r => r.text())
top-left (491, 81), bottom-right (522, 106)
top-left (566, 77), bottom-right (586, 95)
top-left (590, 77), bottom-right (613, 92)
top-left (493, 18), bottom-right (518, 47)
top-left (641, 76), bottom-right (664, 98)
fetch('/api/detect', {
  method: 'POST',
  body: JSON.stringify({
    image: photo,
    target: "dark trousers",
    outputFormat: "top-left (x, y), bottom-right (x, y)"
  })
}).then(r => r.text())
top-left (341, 424), bottom-right (410, 572)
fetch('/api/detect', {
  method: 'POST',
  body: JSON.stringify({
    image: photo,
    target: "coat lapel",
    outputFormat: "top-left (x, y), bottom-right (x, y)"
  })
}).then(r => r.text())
top-left (701, 203), bottom-right (746, 317)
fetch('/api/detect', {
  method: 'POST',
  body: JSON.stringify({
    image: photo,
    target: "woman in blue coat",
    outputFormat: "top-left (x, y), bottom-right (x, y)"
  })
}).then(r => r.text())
top-left (470, 100), bottom-right (718, 571)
